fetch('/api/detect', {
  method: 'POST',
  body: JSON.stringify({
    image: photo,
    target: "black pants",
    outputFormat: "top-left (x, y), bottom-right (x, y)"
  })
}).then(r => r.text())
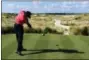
top-left (14, 24), bottom-right (24, 52)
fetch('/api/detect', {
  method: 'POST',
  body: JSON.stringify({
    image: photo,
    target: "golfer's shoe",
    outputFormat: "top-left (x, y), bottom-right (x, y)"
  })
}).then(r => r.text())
top-left (16, 51), bottom-right (24, 56)
top-left (21, 48), bottom-right (27, 51)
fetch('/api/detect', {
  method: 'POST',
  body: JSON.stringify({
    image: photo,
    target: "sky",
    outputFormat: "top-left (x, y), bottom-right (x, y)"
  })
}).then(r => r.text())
top-left (2, 1), bottom-right (89, 13)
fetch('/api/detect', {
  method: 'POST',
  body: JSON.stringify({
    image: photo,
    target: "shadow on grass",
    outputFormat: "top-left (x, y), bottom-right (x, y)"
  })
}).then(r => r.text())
top-left (23, 48), bottom-right (84, 55)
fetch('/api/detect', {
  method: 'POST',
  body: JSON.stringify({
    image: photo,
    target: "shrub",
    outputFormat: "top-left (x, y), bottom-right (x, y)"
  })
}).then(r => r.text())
top-left (42, 27), bottom-right (50, 35)
top-left (43, 27), bottom-right (57, 33)
top-left (75, 17), bottom-right (81, 20)
top-left (1, 26), bottom-right (14, 34)
top-left (70, 26), bottom-right (81, 35)
top-left (81, 26), bottom-right (89, 36)
top-left (35, 28), bottom-right (42, 33)
top-left (70, 26), bottom-right (89, 36)
top-left (42, 27), bottom-right (63, 36)
top-left (24, 27), bottom-right (39, 33)
top-left (24, 27), bottom-right (30, 33)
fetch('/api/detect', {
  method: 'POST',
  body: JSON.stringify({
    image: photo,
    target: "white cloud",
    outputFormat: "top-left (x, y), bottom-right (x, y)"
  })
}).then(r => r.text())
top-left (80, 1), bottom-right (89, 5)
top-left (7, 3), bottom-right (15, 8)
top-left (32, 0), bottom-right (41, 9)
top-left (32, 0), bottom-right (40, 5)
top-left (80, 1), bottom-right (89, 8)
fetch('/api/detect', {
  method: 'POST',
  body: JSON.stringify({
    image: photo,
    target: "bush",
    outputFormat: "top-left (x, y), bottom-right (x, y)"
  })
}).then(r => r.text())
top-left (2, 25), bottom-right (89, 36)
top-left (81, 26), bottom-right (89, 36)
top-left (1, 26), bottom-right (14, 34)
top-left (70, 26), bottom-right (81, 35)
top-left (75, 17), bottom-right (81, 20)
top-left (24, 27), bottom-right (42, 33)
top-left (35, 28), bottom-right (42, 33)
top-left (42, 27), bottom-right (63, 36)
top-left (43, 27), bottom-right (57, 33)
top-left (70, 26), bottom-right (89, 36)
top-left (42, 27), bottom-right (49, 36)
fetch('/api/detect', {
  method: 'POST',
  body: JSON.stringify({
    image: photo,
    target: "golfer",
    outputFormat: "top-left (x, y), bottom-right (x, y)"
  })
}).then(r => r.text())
top-left (14, 10), bottom-right (32, 56)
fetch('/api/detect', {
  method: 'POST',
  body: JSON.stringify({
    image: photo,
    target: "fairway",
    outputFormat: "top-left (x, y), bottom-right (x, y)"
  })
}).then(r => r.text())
top-left (2, 34), bottom-right (89, 59)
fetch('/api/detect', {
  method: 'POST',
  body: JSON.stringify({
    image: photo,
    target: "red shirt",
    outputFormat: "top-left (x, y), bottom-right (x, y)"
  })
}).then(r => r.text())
top-left (15, 11), bottom-right (26, 25)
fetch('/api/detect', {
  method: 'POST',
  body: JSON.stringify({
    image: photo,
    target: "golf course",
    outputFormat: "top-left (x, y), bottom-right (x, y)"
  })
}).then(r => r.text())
top-left (2, 33), bottom-right (89, 59)
top-left (2, 1), bottom-right (89, 59)
top-left (2, 13), bottom-right (89, 59)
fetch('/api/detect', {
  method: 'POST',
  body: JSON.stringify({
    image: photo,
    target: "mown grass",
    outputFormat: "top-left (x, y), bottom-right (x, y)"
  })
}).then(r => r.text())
top-left (2, 34), bottom-right (89, 59)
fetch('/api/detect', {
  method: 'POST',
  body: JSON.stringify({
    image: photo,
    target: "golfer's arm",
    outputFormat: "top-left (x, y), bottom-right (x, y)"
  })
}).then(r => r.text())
top-left (26, 19), bottom-right (32, 28)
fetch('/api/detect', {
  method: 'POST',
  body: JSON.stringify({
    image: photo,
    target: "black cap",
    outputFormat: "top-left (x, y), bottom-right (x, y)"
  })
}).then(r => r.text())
top-left (26, 11), bottom-right (32, 18)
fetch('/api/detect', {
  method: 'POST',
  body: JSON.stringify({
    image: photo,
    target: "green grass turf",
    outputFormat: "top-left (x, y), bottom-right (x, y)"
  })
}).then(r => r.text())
top-left (2, 33), bottom-right (89, 59)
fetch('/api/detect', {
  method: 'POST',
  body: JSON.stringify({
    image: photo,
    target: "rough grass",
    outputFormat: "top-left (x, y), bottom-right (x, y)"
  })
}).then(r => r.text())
top-left (2, 13), bottom-right (89, 28)
top-left (2, 13), bottom-right (89, 35)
